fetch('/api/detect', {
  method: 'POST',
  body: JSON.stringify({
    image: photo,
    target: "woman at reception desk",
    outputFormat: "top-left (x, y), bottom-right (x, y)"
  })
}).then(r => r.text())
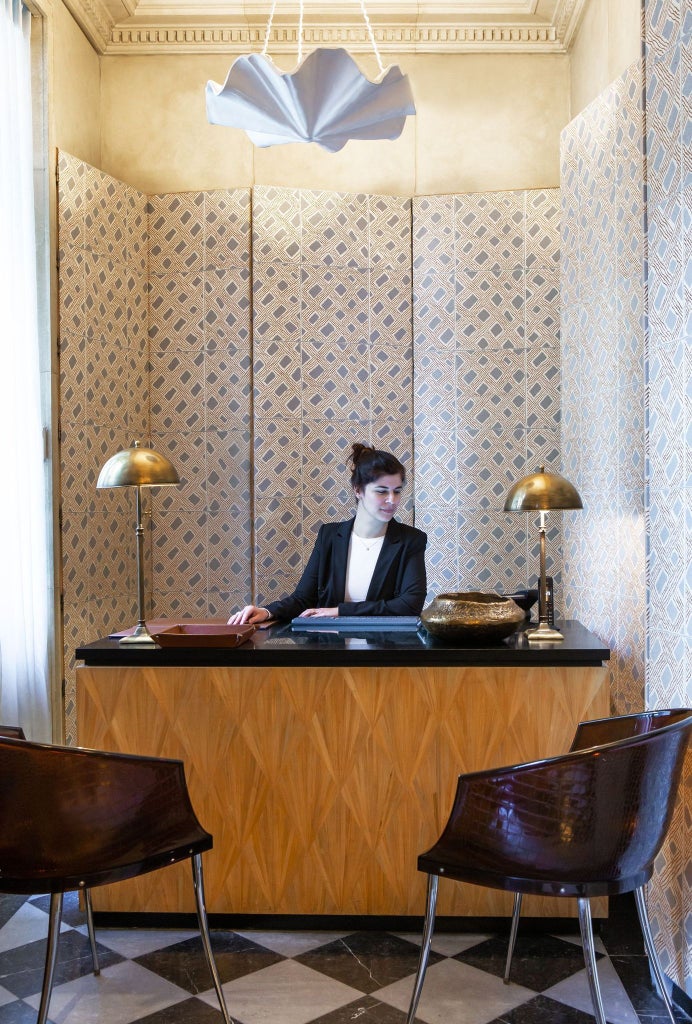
top-left (75, 446), bottom-right (610, 923)
top-left (228, 442), bottom-right (427, 625)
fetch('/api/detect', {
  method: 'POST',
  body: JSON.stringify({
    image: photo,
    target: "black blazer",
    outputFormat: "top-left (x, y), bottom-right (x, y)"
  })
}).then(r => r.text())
top-left (265, 518), bottom-right (428, 620)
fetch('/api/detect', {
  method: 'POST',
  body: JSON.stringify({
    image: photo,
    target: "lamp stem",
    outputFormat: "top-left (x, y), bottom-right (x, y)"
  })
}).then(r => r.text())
top-left (525, 510), bottom-right (564, 643)
top-left (119, 484), bottom-right (155, 645)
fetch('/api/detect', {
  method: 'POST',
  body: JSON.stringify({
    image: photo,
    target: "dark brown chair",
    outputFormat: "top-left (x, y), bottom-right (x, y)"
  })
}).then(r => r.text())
top-left (0, 733), bottom-right (233, 1024)
top-left (406, 708), bottom-right (692, 1024)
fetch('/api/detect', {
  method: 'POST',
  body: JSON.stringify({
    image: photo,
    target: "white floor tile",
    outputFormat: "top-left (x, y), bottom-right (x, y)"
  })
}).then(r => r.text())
top-left (199, 957), bottom-right (362, 1024)
top-left (0, 902), bottom-right (71, 953)
top-left (544, 957), bottom-right (640, 1024)
top-left (375, 956), bottom-right (536, 1024)
top-left (77, 926), bottom-right (197, 957)
top-left (553, 931), bottom-right (607, 955)
top-left (394, 932), bottom-right (492, 957)
top-left (24, 959), bottom-right (190, 1024)
top-left (0, 983), bottom-right (18, 1007)
top-left (233, 929), bottom-right (351, 956)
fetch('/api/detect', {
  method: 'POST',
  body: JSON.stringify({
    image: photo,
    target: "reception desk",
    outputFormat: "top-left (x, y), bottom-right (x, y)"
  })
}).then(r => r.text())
top-left (76, 620), bottom-right (609, 922)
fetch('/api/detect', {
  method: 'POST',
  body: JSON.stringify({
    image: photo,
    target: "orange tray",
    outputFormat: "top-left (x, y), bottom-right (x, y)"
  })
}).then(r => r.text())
top-left (151, 623), bottom-right (256, 648)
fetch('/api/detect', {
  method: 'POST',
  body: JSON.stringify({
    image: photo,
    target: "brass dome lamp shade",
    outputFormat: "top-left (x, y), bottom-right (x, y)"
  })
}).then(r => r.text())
top-left (504, 466), bottom-right (583, 643)
top-left (97, 442), bottom-right (180, 645)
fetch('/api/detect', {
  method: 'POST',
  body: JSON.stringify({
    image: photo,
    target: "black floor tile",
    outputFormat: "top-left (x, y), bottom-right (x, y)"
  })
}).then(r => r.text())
top-left (30, 891), bottom-right (88, 929)
top-left (609, 954), bottom-right (691, 1022)
top-left (135, 931), bottom-right (284, 992)
top-left (133, 996), bottom-right (227, 1023)
top-left (455, 934), bottom-right (595, 991)
top-left (0, 929), bottom-right (124, 999)
top-left (296, 932), bottom-right (437, 994)
top-left (0, 1001), bottom-right (55, 1024)
top-left (0, 897), bottom-right (30, 931)
top-left (488, 993), bottom-right (597, 1023)
top-left (311, 995), bottom-right (408, 1024)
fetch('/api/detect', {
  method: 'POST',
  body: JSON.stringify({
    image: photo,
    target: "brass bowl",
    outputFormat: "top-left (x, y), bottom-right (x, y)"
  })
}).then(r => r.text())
top-left (420, 591), bottom-right (525, 643)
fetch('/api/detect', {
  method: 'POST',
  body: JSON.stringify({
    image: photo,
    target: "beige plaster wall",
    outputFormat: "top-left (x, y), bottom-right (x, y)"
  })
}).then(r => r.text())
top-left (50, 0), bottom-right (101, 166)
top-left (569, 0), bottom-right (642, 116)
top-left (99, 51), bottom-right (569, 196)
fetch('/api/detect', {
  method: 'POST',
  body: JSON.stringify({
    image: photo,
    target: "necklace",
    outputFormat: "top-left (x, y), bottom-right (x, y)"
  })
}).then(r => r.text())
top-left (352, 532), bottom-right (385, 553)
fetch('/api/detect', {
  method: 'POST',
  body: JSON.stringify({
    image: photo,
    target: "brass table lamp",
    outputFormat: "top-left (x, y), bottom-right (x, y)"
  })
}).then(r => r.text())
top-left (504, 465), bottom-right (583, 643)
top-left (97, 442), bottom-right (180, 645)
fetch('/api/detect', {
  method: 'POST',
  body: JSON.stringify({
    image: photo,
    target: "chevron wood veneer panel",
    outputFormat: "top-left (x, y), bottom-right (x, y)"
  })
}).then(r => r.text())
top-left (76, 663), bottom-right (608, 917)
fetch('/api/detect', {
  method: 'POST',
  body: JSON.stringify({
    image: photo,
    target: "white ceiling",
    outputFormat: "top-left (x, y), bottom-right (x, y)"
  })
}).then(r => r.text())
top-left (66, 0), bottom-right (587, 56)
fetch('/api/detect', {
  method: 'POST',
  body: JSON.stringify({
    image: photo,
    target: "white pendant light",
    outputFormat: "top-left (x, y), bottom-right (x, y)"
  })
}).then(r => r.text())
top-left (205, 1), bottom-right (415, 152)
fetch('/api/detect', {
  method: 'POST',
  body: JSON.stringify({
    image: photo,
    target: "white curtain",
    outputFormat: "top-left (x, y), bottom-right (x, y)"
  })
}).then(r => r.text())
top-left (0, 0), bottom-right (50, 740)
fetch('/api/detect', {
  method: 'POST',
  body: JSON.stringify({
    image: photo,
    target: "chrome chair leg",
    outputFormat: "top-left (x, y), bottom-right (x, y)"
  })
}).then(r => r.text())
top-left (406, 874), bottom-right (439, 1024)
top-left (192, 853), bottom-right (233, 1024)
top-left (578, 896), bottom-right (606, 1024)
top-left (504, 892), bottom-right (522, 984)
top-left (84, 888), bottom-right (101, 975)
top-left (38, 892), bottom-right (63, 1024)
top-left (634, 886), bottom-right (676, 1024)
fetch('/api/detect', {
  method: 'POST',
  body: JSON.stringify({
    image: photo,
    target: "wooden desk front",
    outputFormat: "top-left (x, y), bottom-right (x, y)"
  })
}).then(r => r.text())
top-left (76, 622), bottom-right (609, 920)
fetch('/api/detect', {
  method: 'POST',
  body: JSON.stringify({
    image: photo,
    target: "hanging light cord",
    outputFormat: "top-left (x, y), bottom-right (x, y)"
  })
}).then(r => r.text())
top-left (297, 0), bottom-right (304, 64)
top-left (262, 0), bottom-right (384, 74)
top-left (261, 0), bottom-right (276, 57)
top-left (360, 0), bottom-right (385, 76)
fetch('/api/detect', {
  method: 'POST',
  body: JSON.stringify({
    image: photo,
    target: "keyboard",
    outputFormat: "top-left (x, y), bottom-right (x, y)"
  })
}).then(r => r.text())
top-left (291, 615), bottom-right (420, 630)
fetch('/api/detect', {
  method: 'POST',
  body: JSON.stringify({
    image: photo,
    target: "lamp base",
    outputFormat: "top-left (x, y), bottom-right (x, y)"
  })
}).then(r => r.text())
top-left (119, 624), bottom-right (156, 645)
top-left (525, 621), bottom-right (564, 643)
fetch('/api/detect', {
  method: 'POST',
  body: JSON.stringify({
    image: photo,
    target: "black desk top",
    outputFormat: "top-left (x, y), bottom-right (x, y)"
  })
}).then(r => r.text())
top-left (76, 619), bottom-right (610, 669)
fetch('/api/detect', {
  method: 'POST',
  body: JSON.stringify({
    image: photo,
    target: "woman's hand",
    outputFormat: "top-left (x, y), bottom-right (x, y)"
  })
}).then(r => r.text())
top-left (298, 607), bottom-right (339, 618)
top-left (228, 605), bottom-right (271, 625)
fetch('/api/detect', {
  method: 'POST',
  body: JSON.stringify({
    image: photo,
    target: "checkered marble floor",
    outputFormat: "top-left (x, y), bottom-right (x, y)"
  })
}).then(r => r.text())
top-left (0, 893), bottom-right (688, 1024)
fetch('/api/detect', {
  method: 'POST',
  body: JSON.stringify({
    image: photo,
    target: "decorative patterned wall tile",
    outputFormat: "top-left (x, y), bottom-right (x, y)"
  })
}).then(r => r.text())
top-left (252, 186), bottom-right (301, 263)
top-left (254, 420), bottom-right (302, 500)
top-left (457, 427), bottom-right (526, 510)
top-left (84, 252), bottom-right (127, 344)
top-left (370, 347), bottom-right (413, 420)
top-left (253, 265), bottom-right (301, 343)
top-left (85, 340), bottom-right (130, 428)
top-left (301, 341), bottom-right (370, 420)
top-left (148, 430), bottom-right (207, 512)
top-left (456, 347), bottom-right (526, 427)
top-left (301, 267), bottom-right (370, 344)
top-left (59, 332), bottom-right (86, 426)
top-left (148, 272), bottom-right (204, 351)
top-left (254, 341), bottom-right (302, 418)
top-left (82, 170), bottom-right (127, 265)
top-left (369, 195), bottom-right (411, 269)
top-left (148, 192), bottom-right (205, 274)
top-left (454, 191), bottom-right (525, 273)
top-left (203, 267), bottom-right (251, 350)
top-left (58, 247), bottom-right (86, 333)
top-left (57, 153), bottom-right (87, 253)
top-left (301, 190), bottom-right (369, 268)
top-left (646, 44), bottom-right (683, 207)
top-left (456, 271), bottom-right (525, 351)
top-left (207, 510), bottom-right (252, 595)
top-left (525, 189), bottom-right (561, 267)
top-left (204, 189), bottom-right (251, 268)
top-left (370, 268), bottom-right (411, 347)
top-left (413, 348), bottom-right (456, 427)
top-left (648, 196), bottom-right (684, 340)
top-left (205, 346), bottom-right (252, 428)
top-left (88, 511), bottom-right (136, 596)
top-left (526, 344), bottom-right (561, 429)
top-left (151, 510), bottom-right (208, 593)
top-left (149, 349), bottom-right (206, 431)
top-left (206, 430), bottom-right (252, 511)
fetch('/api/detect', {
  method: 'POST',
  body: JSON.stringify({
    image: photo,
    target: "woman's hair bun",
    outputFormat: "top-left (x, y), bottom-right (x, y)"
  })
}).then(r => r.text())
top-left (348, 442), bottom-right (406, 490)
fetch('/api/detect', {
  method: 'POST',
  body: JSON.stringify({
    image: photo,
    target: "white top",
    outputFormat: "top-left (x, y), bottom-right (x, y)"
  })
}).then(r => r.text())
top-left (344, 532), bottom-right (385, 602)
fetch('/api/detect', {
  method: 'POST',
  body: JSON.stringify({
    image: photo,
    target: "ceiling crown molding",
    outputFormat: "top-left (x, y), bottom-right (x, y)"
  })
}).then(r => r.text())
top-left (63, 0), bottom-right (586, 55)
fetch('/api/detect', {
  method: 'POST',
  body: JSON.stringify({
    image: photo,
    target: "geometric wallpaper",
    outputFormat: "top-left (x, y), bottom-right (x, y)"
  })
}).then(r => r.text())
top-left (560, 28), bottom-right (691, 996)
top-left (413, 189), bottom-right (562, 600)
top-left (559, 64), bottom-right (647, 719)
top-left (251, 186), bottom-right (414, 608)
top-left (58, 165), bottom-right (563, 745)
top-left (643, 0), bottom-right (692, 996)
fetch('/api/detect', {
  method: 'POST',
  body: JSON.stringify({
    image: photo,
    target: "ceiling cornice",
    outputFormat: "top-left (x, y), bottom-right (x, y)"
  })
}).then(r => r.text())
top-left (65, 0), bottom-right (586, 56)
